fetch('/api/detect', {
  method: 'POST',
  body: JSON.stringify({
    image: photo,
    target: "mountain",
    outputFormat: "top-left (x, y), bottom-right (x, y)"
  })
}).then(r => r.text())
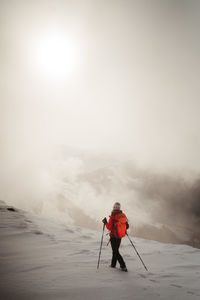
top-left (2, 145), bottom-right (200, 248)
top-left (0, 200), bottom-right (200, 300)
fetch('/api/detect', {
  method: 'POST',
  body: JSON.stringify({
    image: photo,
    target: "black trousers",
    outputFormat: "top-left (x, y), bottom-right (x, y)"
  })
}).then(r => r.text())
top-left (110, 237), bottom-right (126, 268)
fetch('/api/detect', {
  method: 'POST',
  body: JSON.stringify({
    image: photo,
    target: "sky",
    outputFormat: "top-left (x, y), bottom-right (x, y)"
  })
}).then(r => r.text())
top-left (0, 0), bottom-right (200, 171)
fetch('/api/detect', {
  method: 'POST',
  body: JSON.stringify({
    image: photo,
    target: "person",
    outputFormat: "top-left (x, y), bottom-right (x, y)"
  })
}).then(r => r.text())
top-left (102, 202), bottom-right (129, 272)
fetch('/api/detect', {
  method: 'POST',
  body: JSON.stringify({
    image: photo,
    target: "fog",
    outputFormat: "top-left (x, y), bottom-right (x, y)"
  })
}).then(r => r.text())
top-left (1, 0), bottom-right (200, 245)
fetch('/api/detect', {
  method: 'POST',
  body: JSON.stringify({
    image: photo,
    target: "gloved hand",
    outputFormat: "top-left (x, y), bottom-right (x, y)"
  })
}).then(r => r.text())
top-left (102, 217), bottom-right (107, 224)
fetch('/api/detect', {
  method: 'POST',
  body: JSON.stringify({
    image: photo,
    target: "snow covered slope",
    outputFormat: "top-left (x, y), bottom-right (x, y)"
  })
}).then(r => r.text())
top-left (0, 201), bottom-right (200, 300)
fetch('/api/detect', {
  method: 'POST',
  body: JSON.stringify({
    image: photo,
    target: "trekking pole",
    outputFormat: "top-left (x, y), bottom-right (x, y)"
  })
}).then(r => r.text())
top-left (97, 223), bottom-right (105, 269)
top-left (126, 233), bottom-right (148, 271)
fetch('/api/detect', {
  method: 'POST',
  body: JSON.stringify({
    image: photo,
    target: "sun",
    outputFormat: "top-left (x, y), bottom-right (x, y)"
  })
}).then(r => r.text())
top-left (34, 32), bottom-right (79, 80)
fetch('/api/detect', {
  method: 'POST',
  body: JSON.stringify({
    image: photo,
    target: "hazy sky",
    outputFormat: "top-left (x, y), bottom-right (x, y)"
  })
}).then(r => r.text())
top-left (1, 0), bottom-right (200, 171)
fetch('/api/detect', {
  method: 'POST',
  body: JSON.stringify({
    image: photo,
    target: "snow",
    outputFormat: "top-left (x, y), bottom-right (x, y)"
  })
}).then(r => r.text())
top-left (0, 201), bottom-right (200, 300)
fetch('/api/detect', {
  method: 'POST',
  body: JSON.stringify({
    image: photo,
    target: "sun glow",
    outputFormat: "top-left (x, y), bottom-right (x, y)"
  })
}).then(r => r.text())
top-left (34, 32), bottom-right (80, 80)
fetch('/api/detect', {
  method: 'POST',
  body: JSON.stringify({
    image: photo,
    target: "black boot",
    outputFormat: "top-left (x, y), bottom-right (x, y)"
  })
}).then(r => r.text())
top-left (120, 266), bottom-right (128, 272)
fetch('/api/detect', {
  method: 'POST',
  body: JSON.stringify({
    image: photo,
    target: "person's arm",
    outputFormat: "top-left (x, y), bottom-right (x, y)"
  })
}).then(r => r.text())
top-left (105, 215), bottom-right (113, 231)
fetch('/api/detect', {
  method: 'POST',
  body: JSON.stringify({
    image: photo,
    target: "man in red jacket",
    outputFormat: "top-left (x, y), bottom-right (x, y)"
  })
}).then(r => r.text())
top-left (102, 202), bottom-right (128, 272)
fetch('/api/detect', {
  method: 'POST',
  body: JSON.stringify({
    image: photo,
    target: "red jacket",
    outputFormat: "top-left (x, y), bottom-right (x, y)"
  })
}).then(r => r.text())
top-left (106, 210), bottom-right (127, 238)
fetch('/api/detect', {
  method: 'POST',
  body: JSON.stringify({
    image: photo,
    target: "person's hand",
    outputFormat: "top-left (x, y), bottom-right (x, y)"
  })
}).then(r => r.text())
top-left (102, 217), bottom-right (107, 224)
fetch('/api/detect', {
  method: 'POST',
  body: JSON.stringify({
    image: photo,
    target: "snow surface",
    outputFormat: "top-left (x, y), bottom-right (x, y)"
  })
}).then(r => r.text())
top-left (0, 201), bottom-right (200, 300)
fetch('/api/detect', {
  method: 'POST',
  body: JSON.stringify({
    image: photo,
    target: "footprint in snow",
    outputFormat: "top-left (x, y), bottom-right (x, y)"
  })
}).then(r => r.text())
top-left (25, 219), bottom-right (32, 223)
top-left (65, 229), bottom-right (74, 233)
top-left (138, 273), bottom-right (146, 278)
top-left (149, 279), bottom-right (159, 283)
top-left (74, 249), bottom-right (91, 255)
top-left (82, 235), bottom-right (92, 239)
top-left (170, 284), bottom-right (182, 288)
top-left (187, 291), bottom-right (195, 295)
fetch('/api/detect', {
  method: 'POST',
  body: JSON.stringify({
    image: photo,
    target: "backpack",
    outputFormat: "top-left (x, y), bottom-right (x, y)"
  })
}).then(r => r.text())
top-left (113, 212), bottom-right (127, 238)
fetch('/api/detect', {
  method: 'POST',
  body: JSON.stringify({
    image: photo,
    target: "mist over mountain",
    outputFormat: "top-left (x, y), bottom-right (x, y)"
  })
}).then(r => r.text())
top-left (1, 145), bottom-right (200, 248)
top-left (77, 155), bottom-right (200, 247)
